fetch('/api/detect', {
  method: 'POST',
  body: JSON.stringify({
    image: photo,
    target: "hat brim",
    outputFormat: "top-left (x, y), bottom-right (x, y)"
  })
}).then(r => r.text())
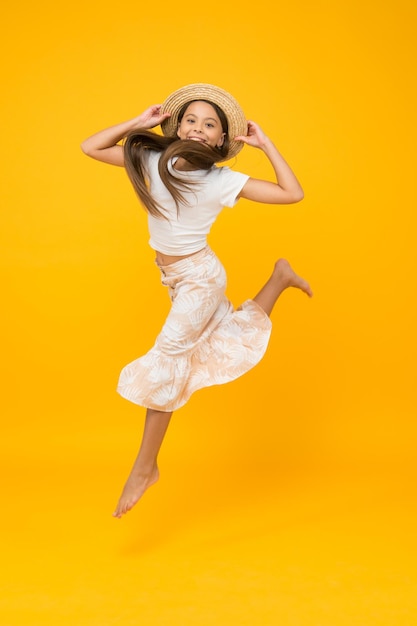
top-left (160, 83), bottom-right (247, 161)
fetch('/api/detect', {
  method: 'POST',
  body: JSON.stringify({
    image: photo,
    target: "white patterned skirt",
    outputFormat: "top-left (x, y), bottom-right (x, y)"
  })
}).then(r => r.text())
top-left (117, 246), bottom-right (272, 411)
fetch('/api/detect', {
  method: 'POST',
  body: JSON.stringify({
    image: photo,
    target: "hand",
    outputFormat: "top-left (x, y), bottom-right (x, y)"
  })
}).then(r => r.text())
top-left (235, 120), bottom-right (268, 149)
top-left (135, 105), bottom-right (171, 130)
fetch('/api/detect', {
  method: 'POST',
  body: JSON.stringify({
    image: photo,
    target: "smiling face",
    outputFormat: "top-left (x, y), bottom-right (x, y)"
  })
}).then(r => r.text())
top-left (176, 101), bottom-right (226, 150)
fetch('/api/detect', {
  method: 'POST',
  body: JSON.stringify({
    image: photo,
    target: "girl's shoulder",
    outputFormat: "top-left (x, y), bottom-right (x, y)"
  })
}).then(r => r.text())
top-left (215, 164), bottom-right (249, 184)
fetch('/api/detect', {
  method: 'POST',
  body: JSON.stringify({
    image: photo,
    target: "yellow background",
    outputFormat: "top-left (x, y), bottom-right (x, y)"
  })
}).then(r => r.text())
top-left (2, 0), bottom-right (416, 624)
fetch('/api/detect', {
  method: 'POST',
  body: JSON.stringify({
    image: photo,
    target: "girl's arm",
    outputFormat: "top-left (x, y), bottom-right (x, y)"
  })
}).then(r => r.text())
top-left (80, 105), bottom-right (170, 166)
top-left (235, 121), bottom-right (304, 204)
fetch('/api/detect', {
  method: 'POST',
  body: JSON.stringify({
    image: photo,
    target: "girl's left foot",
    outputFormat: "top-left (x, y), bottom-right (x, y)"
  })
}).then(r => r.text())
top-left (273, 258), bottom-right (313, 297)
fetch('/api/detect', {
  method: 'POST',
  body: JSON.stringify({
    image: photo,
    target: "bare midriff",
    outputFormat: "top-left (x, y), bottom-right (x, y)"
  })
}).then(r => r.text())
top-left (155, 248), bottom-right (204, 267)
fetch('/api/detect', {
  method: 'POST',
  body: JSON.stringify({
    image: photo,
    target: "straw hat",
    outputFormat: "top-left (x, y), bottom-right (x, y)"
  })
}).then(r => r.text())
top-left (160, 83), bottom-right (247, 160)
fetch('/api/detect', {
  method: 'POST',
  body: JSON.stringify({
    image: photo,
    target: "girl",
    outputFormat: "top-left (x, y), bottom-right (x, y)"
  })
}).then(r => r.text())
top-left (81, 83), bottom-right (312, 519)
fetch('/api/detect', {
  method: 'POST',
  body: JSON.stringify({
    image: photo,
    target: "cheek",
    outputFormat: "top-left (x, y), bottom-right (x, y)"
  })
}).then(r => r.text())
top-left (177, 121), bottom-right (186, 138)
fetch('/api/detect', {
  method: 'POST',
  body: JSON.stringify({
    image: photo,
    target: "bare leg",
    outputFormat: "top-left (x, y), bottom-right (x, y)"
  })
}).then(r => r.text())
top-left (113, 408), bottom-right (172, 518)
top-left (253, 259), bottom-right (313, 317)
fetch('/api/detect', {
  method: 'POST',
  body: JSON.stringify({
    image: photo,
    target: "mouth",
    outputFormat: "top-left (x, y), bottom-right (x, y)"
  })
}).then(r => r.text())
top-left (187, 137), bottom-right (206, 143)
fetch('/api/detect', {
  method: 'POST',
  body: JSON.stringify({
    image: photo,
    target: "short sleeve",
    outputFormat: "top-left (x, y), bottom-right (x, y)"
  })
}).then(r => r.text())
top-left (218, 167), bottom-right (250, 208)
top-left (141, 148), bottom-right (157, 173)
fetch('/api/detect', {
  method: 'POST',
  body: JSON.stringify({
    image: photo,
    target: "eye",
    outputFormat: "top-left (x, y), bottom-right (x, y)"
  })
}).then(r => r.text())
top-left (206, 123), bottom-right (214, 128)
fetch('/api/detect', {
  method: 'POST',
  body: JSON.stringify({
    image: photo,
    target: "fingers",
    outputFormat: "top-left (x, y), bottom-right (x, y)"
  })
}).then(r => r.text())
top-left (146, 105), bottom-right (171, 125)
top-left (152, 105), bottom-right (171, 121)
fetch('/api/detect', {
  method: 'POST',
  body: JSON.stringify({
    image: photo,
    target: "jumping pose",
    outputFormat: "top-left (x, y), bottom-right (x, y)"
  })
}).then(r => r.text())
top-left (81, 83), bottom-right (312, 518)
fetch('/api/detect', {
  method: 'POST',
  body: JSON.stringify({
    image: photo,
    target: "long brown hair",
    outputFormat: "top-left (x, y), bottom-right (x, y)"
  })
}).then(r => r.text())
top-left (123, 100), bottom-right (230, 219)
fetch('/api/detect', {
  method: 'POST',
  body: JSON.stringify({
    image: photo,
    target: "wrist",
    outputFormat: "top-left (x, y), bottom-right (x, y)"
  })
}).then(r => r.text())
top-left (260, 136), bottom-right (274, 151)
top-left (130, 115), bottom-right (146, 129)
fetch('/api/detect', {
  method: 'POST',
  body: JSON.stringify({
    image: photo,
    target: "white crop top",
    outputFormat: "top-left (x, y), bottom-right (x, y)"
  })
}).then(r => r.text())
top-left (143, 150), bottom-right (249, 255)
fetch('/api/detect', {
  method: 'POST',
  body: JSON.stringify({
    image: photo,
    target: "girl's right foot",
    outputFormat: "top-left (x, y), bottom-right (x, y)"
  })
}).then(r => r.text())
top-left (113, 466), bottom-right (159, 519)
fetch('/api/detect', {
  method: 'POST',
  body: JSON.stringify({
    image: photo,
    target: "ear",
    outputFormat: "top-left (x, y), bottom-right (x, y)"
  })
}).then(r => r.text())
top-left (217, 132), bottom-right (226, 148)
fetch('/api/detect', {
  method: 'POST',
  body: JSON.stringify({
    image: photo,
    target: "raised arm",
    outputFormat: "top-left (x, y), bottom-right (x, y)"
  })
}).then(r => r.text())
top-left (235, 121), bottom-right (304, 204)
top-left (80, 105), bottom-right (171, 167)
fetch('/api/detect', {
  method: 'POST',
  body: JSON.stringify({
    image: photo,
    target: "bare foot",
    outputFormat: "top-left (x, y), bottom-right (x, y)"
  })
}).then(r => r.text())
top-left (273, 259), bottom-right (313, 297)
top-left (113, 466), bottom-right (159, 519)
